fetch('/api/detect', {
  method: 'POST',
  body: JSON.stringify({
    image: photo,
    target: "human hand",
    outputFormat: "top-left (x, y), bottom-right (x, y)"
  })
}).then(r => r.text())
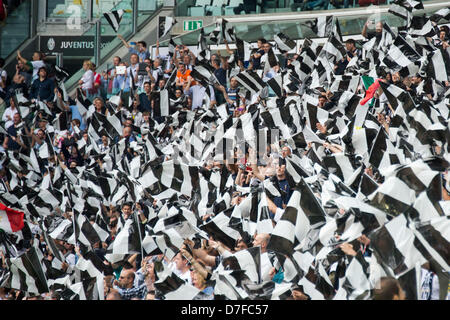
top-left (269, 267), bottom-right (276, 279)
top-left (316, 123), bottom-right (327, 134)
top-left (339, 242), bottom-right (357, 256)
top-left (184, 239), bottom-right (194, 248)
top-left (292, 290), bottom-right (308, 300)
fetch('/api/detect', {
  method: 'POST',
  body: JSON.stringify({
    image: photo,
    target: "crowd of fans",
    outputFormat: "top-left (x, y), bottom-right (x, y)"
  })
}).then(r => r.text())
top-left (0, 9), bottom-right (449, 301)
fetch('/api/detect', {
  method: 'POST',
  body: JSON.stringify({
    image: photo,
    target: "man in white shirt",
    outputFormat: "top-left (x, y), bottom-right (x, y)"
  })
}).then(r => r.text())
top-left (150, 58), bottom-right (164, 89)
top-left (169, 252), bottom-right (192, 284)
top-left (185, 82), bottom-right (216, 110)
top-left (155, 39), bottom-right (176, 79)
top-left (17, 50), bottom-right (46, 82)
top-left (127, 53), bottom-right (141, 89)
top-left (252, 233), bottom-right (275, 282)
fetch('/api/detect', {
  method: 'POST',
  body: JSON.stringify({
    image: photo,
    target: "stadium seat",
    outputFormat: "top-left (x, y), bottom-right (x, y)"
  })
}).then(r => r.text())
top-left (188, 0), bottom-right (212, 16)
top-left (206, 0), bottom-right (228, 16)
top-left (224, 0), bottom-right (244, 15)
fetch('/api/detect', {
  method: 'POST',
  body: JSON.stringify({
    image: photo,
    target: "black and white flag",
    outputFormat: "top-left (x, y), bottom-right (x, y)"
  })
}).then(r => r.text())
top-left (303, 16), bottom-right (333, 38)
top-left (267, 179), bottom-right (326, 256)
top-left (234, 70), bottom-right (267, 95)
top-left (369, 214), bottom-right (427, 277)
top-left (274, 32), bottom-right (296, 54)
top-left (158, 16), bottom-right (176, 38)
top-left (2, 246), bottom-right (49, 294)
top-left (103, 9), bottom-right (124, 33)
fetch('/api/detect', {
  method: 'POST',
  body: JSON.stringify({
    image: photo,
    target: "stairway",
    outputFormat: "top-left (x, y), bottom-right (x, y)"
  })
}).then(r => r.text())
top-left (0, 2), bottom-right (31, 58)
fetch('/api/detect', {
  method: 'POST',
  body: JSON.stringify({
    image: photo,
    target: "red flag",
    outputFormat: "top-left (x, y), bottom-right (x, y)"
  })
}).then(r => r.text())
top-left (360, 78), bottom-right (381, 105)
top-left (0, 202), bottom-right (25, 233)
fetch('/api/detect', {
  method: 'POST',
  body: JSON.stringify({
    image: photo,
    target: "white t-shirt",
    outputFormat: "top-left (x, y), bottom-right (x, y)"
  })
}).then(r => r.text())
top-left (31, 60), bottom-right (45, 81)
top-left (2, 106), bottom-right (18, 129)
top-left (81, 70), bottom-right (94, 90)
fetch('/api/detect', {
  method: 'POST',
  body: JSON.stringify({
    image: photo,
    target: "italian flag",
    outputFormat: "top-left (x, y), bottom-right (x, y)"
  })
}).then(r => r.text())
top-left (360, 76), bottom-right (379, 106)
top-left (0, 203), bottom-right (25, 233)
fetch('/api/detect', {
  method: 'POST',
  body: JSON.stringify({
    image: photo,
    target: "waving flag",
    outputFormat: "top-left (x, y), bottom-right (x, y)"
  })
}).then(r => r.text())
top-left (103, 9), bottom-right (124, 33)
top-left (158, 16), bottom-right (177, 38)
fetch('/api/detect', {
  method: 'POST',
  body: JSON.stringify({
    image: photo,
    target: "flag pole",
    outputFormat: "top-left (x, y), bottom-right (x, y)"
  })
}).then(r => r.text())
top-left (132, 203), bottom-right (145, 259)
top-left (57, 155), bottom-right (78, 248)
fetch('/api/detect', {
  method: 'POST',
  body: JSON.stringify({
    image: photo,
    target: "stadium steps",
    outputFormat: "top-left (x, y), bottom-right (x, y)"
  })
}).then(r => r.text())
top-left (0, 3), bottom-right (30, 58)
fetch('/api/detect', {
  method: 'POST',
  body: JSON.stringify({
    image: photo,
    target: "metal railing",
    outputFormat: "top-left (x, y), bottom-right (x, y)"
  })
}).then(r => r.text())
top-left (163, 0), bottom-right (450, 47)
top-left (174, 0), bottom-right (440, 17)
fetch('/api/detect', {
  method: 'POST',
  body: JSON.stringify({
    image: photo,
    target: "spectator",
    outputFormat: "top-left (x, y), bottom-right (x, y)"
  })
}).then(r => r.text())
top-left (98, 135), bottom-right (110, 153)
top-left (138, 81), bottom-right (153, 113)
top-left (169, 252), bottom-right (192, 284)
top-left (16, 50), bottom-right (45, 82)
top-left (184, 80), bottom-right (216, 111)
top-left (3, 112), bottom-right (25, 151)
top-left (0, 57), bottom-right (7, 99)
top-left (113, 268), bottom-right (147, 300)
top-left (0, 9), bottom-right (449, 301)
top-left (78, 60), bottom-right (95, 100)
top-left (118, 34), bottom-right (150, 62)
top-left (2, 97), bottom-right (18, 128)
top-left (112, 61), bottom-right (131, 94)
top-left (128, 98), bottom-right (143, 126)
top-left (362, 20), bottom-right (383, 42)
top-left (149, 58), bottom-right (164, 89)
top-left (334, 38), bottom-right (360, 75)
top-left (212, 58), bottom-right (227, 88)
top-left (30, 67), bottom-right (54, 102)
top-left (104, 56), bottom-right (121, 98)
top-left (15, 58), bottom-right (32, 87)
top-left (176, 63), bottom-right (193, 89)
top-left (91, 63), bottom-right (103, 99)
top-left (252, 233), bottom-right (275, 282)
top-left (372, 277), bottom-right (406, 300)
top-left (6, 72), bottom-right (29, 101)
top-left (155, 39), bottom-right (178, 76)
top-left (127, 53), bottom-right (140, 89)
top-left (249, 38), bottom-right (266, 70)
top-left (191, 263), bottom-right (214, 300)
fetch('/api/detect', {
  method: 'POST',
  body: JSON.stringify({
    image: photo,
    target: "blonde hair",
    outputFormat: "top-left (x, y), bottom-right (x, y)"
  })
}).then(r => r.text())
top-left (83, 60), bottom-right (94, 71)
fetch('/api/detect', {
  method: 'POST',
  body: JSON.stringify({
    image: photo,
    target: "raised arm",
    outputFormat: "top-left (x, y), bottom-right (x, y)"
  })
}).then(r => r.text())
top-left (117, 34), bottom-right (131, 49)
top-left (16, 50), bottom-right (31, 71)
top-left (249, 147), bottom-right (265, 181)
